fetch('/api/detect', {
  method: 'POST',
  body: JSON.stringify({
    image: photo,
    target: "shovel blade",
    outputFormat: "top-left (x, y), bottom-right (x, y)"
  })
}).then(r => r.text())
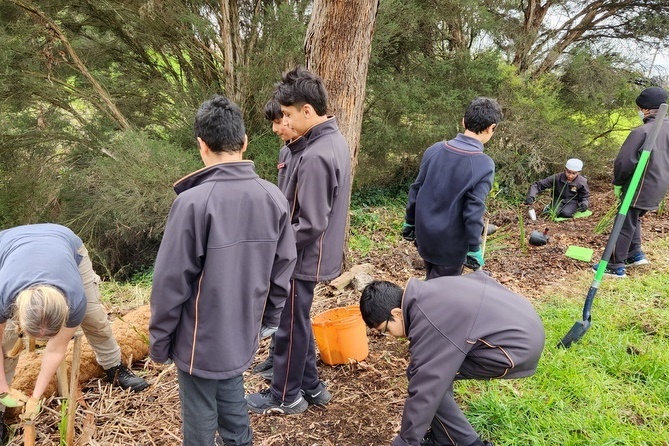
top-left (557, 319), bottom-right (591, 348)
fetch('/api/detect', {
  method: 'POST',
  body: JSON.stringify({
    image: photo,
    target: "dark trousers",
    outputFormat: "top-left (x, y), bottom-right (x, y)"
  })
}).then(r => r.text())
top-left (177, 369), bottom-right (252, 446)
top-left (556, 199), bottom-right (578, 218)
top-left (610, 207), bottom-right (646, 268)
top-left (425, 261), bottom-right (464, 280)
top-left (428, 339), bottom-right (543, 446)
top-left (271, 278), bottom-right (320, 402)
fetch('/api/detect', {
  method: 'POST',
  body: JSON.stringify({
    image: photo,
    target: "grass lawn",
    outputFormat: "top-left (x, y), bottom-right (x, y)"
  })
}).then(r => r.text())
top-left (459, 237), bottom-right (669, 445)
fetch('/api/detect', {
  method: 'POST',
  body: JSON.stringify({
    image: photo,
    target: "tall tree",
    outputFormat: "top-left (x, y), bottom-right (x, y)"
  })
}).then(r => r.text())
top-left (487, 0), bottom-right (669, 76)
top-left (304, 0), bottom-right (380, 178)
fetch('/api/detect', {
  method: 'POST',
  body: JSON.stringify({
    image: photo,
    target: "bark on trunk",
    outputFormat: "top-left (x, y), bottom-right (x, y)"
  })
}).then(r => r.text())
top-left (304, 0), bottom-right (380, 180)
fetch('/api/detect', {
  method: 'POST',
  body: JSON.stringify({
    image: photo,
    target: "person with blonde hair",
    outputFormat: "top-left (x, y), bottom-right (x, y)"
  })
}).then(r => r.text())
top-left (0, 223), bottom-right (148, 436)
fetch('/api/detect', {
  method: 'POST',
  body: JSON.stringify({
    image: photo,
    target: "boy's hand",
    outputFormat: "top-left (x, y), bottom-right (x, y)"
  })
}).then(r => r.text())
top-left (524, 196), bottom-right (535, 205)
top-left (466, 249), bottom-right (484, 269)
top-left (577, 203), bottom-right (588, 212)
top-left (0, 388), bottom-right (29, 407)
top-left (613, 185), bottom-right (623, 199)
top-left (401, 223), bottom-right (415, 242)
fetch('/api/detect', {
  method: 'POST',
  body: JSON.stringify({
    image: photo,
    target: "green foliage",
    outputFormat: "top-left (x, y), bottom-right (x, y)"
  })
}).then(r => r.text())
top-left (58, 131), bottom-right (201, 279)
top-left (349, 186), bottom-right (408, 256)
top-left (59, 400), bottom-right (68, 446)
top-left (247, 131), bottom-right (284, 182)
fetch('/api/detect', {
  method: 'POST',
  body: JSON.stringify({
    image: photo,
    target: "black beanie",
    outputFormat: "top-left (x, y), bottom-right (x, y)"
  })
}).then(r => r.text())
top-left (635, 86), bottom-right (668, 109)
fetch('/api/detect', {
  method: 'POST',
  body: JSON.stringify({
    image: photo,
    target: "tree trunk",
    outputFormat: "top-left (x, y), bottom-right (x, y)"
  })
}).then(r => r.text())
top-left (220, 0), bottom-right (244, 105)
top-left (304, 0), bottom-right (380, 269)
top-left (304, 0), bottom-right (380, 180)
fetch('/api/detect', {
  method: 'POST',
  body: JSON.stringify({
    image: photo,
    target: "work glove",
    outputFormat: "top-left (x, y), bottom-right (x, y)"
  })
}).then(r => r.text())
top-left (260, 325), bottom-right (278, 339)
top-left (0, 388), bottom-right (29, 407)
top-left (613, 185), bottom-right (623, 199)
top-left (524, 196), bottom-right (535, 205)
top-left (466, 249), bottom-right (485, 269)
top-left (577, 202), bottom-right (588, 212)
top-left (401, 223), bottom-right (415, 242)
top-left (20, 396), bottom-right (41, 421)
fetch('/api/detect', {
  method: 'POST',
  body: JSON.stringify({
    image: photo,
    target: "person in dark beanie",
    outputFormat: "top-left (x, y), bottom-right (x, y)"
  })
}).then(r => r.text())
top-left (593, 86), bottom-right (669, 278)
top-left (359, 272), bottom-right (545, 446)
top-left (402, 97), bottom-right (502, 279)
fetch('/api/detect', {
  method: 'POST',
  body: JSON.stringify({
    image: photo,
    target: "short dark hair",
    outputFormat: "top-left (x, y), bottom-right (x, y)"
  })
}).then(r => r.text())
top-left (274, 66), bottom-right (328, 116)
top-left (194, 95), bottom-right (246, 153)
top-left (263, 98), bottom-right (283, 121)
top-left (463, 97), bottom-right (503, 134)
top-left (360, 280), bottom-right (403, 328)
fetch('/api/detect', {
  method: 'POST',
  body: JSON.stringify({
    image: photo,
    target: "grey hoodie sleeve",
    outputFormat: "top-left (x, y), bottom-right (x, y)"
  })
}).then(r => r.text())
top-left (149, 197), bottom-right (206, 363)
top-left (263, 201), bottom-right (297, 328)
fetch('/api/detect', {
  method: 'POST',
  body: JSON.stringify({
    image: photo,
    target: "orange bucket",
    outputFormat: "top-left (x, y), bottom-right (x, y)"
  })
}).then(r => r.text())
top-left (312, 305), bottom-right (369, 365)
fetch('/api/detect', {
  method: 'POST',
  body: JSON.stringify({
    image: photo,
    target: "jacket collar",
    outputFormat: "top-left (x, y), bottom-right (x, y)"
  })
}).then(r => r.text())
top-left (303, 116), bottom-right (339, 140)
top-left (450, 133), bottom-right (485, 152)
top-left (173, 161), bottom-right (257, 195)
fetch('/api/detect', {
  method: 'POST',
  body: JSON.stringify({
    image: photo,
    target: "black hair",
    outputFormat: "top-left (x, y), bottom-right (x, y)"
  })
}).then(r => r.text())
top-left (359, 280), bottom-right (403, 328)
top-left (194, 95), bottom-right (245, 153)
top-left (263, 98), bottom-right (283, 121)
top-left (463, 97), bottom-right (503, 134)
top-left (274, 66), bottom-right (328, 116)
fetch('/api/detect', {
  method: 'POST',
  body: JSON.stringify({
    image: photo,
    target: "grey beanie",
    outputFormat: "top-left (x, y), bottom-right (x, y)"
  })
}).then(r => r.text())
top-left (635, 87), bottom-right (668, 109)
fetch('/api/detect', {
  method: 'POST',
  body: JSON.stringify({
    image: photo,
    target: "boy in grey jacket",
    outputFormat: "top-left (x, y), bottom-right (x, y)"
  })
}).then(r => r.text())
top-left (360, 272), bottom-right (545, 446)
top-left (246, 67), bottom-right (352, 414)
top-left (149, 95), bottom-right (297, 445)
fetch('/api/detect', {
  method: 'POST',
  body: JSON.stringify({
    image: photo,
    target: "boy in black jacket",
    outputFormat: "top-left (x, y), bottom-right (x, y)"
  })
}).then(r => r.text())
top-left (403, 98), bottom-right (502, 279)
top-left (594, 86), bottom-right (669, 278)
top-left (360, 272), bottom-right (545, 446)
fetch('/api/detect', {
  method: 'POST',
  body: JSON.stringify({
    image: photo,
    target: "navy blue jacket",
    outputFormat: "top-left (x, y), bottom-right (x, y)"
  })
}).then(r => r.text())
top-left (405, 134), bottom-right (494, 266)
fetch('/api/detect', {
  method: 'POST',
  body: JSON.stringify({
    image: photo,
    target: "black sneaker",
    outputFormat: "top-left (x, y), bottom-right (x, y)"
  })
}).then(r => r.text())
top-left (260, 367), bottom-right (273, 381)
top-left (252, 356), bottom-right (274, 373)
top-left (302, 381), bottom-right (332, 405)
top-left (246, 389), bottom-right (308, 415)
top-left (105, 363), bottom-right (149, 392)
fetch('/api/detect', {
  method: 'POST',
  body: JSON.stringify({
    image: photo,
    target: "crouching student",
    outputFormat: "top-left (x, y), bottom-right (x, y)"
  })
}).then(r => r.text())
top-left (524, 158), bottom-right (590, 218)
top-left (360, 271), bottom-right (545, 446)
top-left (149, 95), bottom-right (297, 446)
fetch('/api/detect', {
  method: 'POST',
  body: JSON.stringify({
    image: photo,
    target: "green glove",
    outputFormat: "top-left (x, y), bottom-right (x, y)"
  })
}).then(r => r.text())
top-left (466, 249), bottom-right (484, 268)
top-left (401, 222), bottom-right (415, 242)
top-left (20, 396), bottom-right (42, 421)
top-left (613, 185), bottom-right (623, 199)
top-left (0, 388), bottom-right (29, 407)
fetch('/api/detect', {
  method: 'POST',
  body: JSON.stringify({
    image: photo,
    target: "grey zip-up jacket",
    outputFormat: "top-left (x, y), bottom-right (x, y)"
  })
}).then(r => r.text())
top-left (276, 117), bottom-right (351, 281)
top-left (149, 161), bottom-right (297, 379)
top-left (526, 172), bottom-right (590, 208)
top-left (394, 271), bottom-right (545, 446)
top-left (613, 115), bottom-right (669, 210)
